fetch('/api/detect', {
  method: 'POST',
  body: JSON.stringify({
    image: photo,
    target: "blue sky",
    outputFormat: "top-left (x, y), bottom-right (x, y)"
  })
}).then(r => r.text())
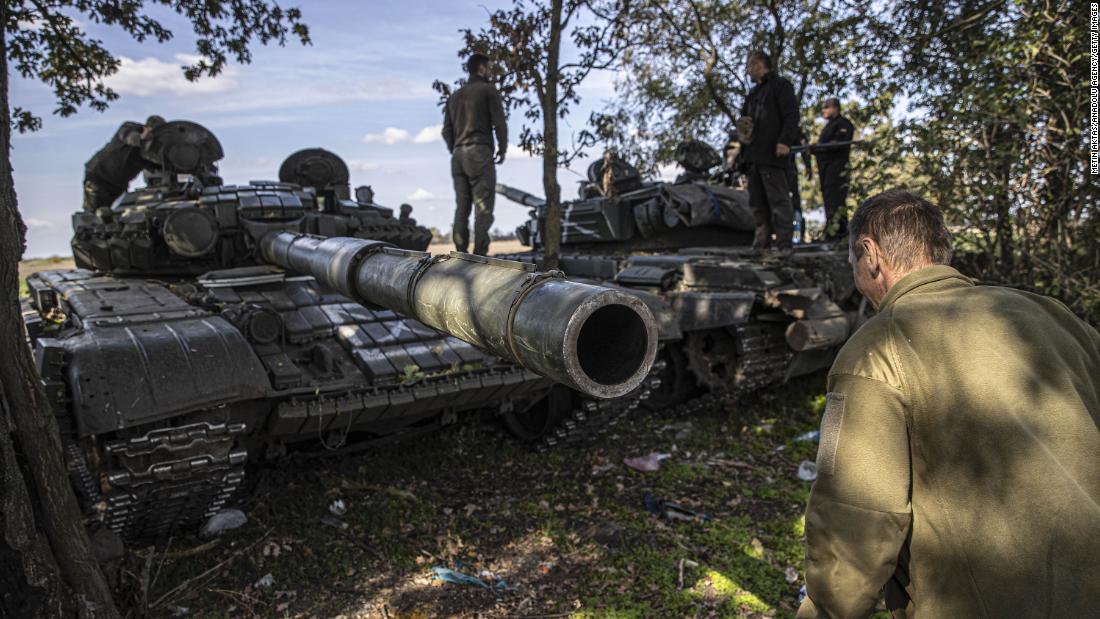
top-left (12, 1), bottom-right (621, 258)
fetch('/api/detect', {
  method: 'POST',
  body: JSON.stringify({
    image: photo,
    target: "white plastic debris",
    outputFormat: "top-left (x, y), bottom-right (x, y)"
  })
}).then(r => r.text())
top-left (199, 508), bottom-right (247, 539)
top-left (329, 499), bottom-right (347, 516)
top-left (254, 573), bottom-right (275, 588)
top-left (624, 452), bottom-right (672, 472)
top-left (797, 460), bottom-right (818, 481)
top-left (794, 430), bottom-right (821, 442)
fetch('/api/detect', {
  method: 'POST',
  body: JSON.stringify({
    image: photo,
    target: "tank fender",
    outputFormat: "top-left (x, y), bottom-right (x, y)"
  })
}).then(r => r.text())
top-left (60, 315), bottom-right (271, 436)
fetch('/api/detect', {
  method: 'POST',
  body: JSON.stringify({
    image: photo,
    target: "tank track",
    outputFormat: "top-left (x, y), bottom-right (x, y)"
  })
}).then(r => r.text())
top-left (536, 366), bottom-right (661, 450)
top-left (669, 323), bottom-right (792, 417)
top-left (536, 323), bottom-right (792, 448)
top-left (65, 422), bottom-right (249, 541)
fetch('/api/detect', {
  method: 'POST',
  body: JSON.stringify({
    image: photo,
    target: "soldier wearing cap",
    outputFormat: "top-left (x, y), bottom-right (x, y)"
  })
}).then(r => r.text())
top-left (83, 115), bottom-right (164, 211)
top-left (442, 53), bottom-right (508, 255)
top-left (813, 98), bottom-right (855, 239)
top-left (798, 190), bottom-right (1100, 618)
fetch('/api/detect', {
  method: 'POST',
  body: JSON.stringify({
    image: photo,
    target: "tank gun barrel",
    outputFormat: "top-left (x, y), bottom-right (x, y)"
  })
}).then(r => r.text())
top-left (496, 183), bottom-right (546, 208)
top-left (790, 139), bottom-right (864, 153)
top-left (259, 231), bottom-right (657, 399)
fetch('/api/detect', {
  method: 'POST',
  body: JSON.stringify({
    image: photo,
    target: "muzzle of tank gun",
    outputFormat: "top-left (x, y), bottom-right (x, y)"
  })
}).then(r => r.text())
top-left (259, 231), bottom-right (657, 399)
top-left (495, 183), bottom-right (546, 208)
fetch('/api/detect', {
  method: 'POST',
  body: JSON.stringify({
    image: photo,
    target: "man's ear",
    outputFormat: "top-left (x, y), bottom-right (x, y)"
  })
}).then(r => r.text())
top-left (860, 237), bottom-right (882, 278)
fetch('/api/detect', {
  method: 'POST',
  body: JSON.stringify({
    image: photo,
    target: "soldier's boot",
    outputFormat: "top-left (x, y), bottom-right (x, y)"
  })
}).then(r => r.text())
top-left (753, 224), bottom-right (772, 251)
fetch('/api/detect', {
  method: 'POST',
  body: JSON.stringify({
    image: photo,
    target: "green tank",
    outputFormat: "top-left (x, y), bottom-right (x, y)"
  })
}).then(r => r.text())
top-left (495, 142), bottom-right (863, 444)
top-left (20, 121), bottom-right (657, 540)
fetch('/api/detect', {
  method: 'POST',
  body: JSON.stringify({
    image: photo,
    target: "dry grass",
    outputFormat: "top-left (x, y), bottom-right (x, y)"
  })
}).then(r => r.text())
top-left (427, 239), bottom-right (530, 256)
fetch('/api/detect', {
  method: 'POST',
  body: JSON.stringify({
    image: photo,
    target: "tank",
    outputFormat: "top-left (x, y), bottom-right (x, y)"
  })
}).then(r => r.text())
top-left (496, 142), bottom-right (863, 418)
top-left (20, 121), bottom-right (658, 540)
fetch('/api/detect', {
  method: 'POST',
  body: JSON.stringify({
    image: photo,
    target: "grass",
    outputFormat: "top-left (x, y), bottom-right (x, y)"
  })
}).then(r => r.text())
top-left (131, 374), bottom-right (852, 618)
top-left (18, 256), bottom-right (75, 297)
top-left (17, 249), bottom-right (849, 616)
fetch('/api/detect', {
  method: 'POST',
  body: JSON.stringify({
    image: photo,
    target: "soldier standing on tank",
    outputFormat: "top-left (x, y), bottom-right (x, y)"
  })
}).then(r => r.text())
top-left (739, 51), bottom-right (800, 253)
top-left (797, 190), bottom-right (1100, 618)
top-left (83, 115), bottom-right (164, 212)
top-left (442, 53), bottom-right (508, 255)
top-left (813, 98), bottom-right (855, 240)
top-left (787, 125), bottom-right (812, 243)
top-left (398, 203), bottom-right (417, 226)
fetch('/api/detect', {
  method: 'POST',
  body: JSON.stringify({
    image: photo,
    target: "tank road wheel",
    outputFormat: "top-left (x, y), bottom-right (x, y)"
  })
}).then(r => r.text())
top-left (643, 344), bottom-right (698, 411)
top-left (503, 386), bottom-right (574, 442)
top-left (683, 327), bottom-right (744, 392)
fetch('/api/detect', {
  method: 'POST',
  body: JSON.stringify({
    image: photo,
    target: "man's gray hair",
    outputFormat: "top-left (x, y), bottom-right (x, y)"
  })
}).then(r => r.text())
top-left (849, 190), bottom-right (954, 271)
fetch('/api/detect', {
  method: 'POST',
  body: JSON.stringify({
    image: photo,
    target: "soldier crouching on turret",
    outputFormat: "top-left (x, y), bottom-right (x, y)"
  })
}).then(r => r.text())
top-left (82, 115), bottom-right (164, 212)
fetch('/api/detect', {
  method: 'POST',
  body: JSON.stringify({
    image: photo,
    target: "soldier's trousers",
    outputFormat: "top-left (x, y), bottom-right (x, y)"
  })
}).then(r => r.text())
top-left (785, 161), bottom-right (804, 242)
top-left (748, 164), bottom-right (794, 249)
top-left (451, 144), bottom-right (496, 255)
top-left (818, 158), bottom-right (850, 240)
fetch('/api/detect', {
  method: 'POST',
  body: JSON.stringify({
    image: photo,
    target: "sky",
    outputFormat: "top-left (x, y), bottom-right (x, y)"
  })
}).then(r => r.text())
top-left (11, 1), bottom-right (625, 258)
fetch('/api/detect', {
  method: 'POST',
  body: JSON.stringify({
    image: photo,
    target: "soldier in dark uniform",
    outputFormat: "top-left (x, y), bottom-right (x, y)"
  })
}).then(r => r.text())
top-left (398, 203), bottom-right (417, 226)
top-left (83, 115), bottom-right (164, 211)
top-left (739, 51), bottom-right (800, 252)
top-left (813, 98), bottom-right (855, 240)
top-left (441, 53), bottom-right (508, 255)
top-left (786, 125), bottom-right (812, 243)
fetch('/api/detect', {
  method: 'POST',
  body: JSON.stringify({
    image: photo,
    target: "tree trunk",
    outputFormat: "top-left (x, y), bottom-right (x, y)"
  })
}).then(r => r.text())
top-left (0, 19), bottom-right (120, 619)
top-left (541, 0), bottom-right (564, 271)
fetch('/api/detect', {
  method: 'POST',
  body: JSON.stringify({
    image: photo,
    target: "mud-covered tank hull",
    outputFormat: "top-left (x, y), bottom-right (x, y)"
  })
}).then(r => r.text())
top-left (24, 267), bottom-right (559, 538)
top-left (493, 244), bottom-right (859, 413)
top-left (25, 262), bottom-right (657, 538)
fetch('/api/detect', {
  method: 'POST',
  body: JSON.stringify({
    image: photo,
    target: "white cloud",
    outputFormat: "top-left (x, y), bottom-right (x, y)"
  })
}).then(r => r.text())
top-left (412, 124), bottom-right (442, 144)
top-left (362, 127), bottom-right (410, 145)
top-left (363, 125), bottom-right (444, 146)
top-left (105, 54), bottom-right (239, 97)
top-left (407, 188), bottom-right (435, 200)
top-left (23, 217), bottom-right (57, 229)
top-left (506, 144), bottom-right (537, 159)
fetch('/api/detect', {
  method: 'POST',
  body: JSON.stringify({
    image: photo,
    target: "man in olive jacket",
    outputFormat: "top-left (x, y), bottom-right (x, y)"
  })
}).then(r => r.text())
top-left (798, 190), bottom-right (1100, 618)
top-left (442, 53), bottom-right (508, 255)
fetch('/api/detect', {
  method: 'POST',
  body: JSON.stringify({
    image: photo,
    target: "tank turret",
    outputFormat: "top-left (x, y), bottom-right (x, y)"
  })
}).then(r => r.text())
top-left (71, 122), bottom-right (432, 276)
top-left (500, 143), bottom-right (755, 252)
